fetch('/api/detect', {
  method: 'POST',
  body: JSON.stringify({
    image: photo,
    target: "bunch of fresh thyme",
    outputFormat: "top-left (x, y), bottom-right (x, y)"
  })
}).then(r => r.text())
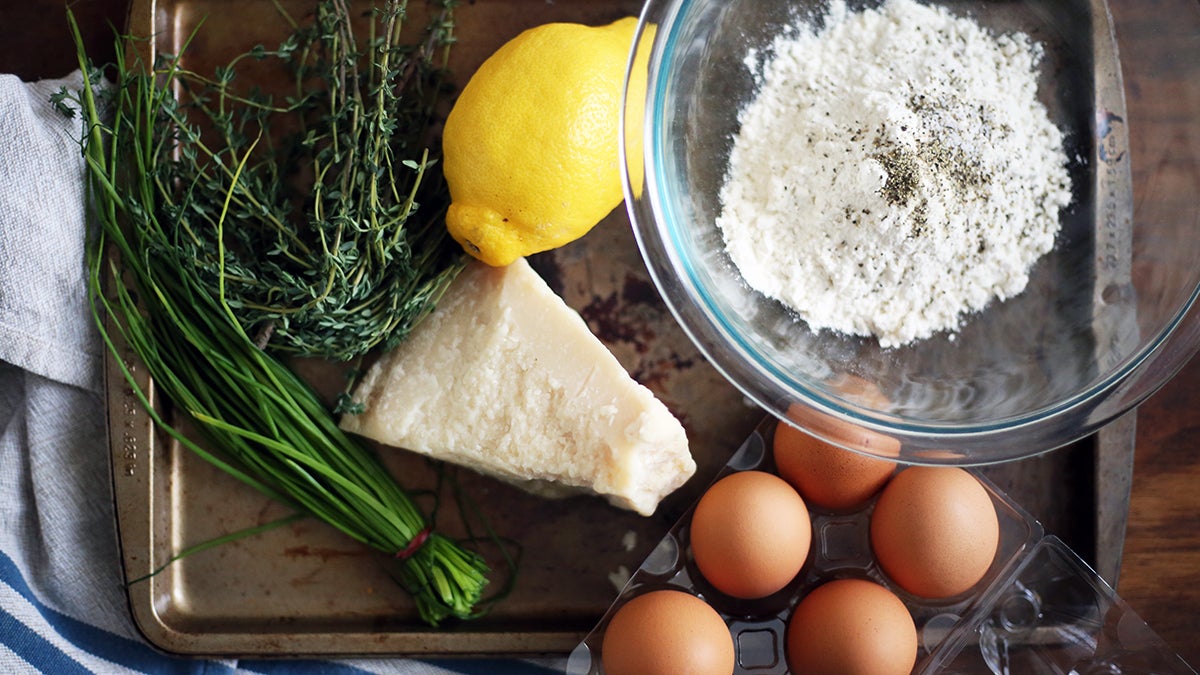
top-left (160, 0), bottom-right (466, 362)
top-left (66, 1), bottom-right (501, 626)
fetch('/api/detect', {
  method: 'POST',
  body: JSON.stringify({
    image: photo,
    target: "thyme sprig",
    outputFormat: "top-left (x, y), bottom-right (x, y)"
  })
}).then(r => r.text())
top-left (67, 1), bottom-right (494, 626)
top-left (161, 0), bottom-right (465, 362)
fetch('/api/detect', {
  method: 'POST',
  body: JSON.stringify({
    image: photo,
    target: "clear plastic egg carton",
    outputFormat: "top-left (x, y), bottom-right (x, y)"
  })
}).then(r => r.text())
top-left (567, 416), bottom-right (1195, 674)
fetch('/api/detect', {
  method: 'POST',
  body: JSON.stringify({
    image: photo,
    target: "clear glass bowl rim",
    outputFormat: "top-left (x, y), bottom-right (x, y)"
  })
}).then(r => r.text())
top-left (619, 0), bottom-right (1200, 464)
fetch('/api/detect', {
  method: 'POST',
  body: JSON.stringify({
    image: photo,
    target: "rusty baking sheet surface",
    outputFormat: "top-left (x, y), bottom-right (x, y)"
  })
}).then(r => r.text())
top-left (105, 0), bottom-right (1129, 659)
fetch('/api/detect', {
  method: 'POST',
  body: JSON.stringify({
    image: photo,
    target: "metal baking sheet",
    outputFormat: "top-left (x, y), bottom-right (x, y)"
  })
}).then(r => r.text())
top-left (104, 0), bottom-right (1129, 658)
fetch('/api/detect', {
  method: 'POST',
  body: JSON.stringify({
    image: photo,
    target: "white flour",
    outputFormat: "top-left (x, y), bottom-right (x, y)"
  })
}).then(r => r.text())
top-left (716, 0), bottom-right (1073, 348)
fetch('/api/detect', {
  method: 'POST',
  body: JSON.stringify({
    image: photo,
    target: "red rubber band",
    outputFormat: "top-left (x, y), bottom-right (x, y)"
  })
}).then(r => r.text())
top-left (395, 526), bottom-right (432, 560)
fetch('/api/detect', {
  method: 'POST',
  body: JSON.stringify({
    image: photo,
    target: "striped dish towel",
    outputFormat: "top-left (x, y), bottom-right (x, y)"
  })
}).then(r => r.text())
top-left (0, 71), bottom-right (565, 675)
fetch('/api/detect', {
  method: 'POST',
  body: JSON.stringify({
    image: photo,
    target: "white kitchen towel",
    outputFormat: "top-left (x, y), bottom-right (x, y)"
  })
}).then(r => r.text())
top-left (0, 71), bottom-right (564, 675)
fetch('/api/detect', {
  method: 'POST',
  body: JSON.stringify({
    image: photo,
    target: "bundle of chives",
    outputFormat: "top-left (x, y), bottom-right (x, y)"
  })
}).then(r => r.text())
top-left (67, 7), bottom-right (491, 627)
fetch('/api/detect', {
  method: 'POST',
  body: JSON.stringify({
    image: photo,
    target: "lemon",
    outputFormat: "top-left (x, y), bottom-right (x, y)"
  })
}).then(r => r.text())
top-left (442, 17), bottom-right (653, 267)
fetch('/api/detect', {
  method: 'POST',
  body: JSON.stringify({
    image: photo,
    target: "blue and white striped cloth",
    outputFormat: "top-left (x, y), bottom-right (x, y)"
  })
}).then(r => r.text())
top-left (0, 71), bottom-right (564, 675)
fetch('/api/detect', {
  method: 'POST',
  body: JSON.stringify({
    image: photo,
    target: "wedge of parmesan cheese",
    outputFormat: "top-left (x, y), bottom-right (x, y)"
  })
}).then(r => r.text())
top-left (339, 257), bottom-right (695, 516)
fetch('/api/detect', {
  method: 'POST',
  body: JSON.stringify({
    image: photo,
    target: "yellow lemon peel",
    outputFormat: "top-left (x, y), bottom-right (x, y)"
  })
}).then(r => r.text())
top-left (443, 17), bottom-right (654, 266)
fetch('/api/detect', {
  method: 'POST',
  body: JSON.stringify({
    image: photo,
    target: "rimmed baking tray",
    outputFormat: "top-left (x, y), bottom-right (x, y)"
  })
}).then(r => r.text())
top-left (104, 0), bottom-right (1133, 659)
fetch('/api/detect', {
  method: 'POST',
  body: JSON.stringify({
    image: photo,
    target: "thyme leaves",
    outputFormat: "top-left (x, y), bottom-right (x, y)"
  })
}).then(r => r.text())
top-left (164, 0), bottom-right (466, 362)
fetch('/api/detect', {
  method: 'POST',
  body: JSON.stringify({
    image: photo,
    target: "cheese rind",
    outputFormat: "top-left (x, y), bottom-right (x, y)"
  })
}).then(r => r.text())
top-left (339, 258), bottom-right (695, 516)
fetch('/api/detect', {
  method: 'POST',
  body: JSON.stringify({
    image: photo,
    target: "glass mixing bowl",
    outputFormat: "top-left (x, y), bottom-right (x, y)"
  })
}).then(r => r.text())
top-left (622, 0), bottom-right (1200, 463)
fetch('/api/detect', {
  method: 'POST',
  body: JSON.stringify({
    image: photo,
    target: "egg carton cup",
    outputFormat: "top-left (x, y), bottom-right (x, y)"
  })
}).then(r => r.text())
top-left (567, 416), bottom-right (1195, 674)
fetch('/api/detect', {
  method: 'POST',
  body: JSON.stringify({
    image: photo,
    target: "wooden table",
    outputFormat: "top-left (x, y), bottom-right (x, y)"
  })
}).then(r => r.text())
top-left (4, 0), bottom-right (1197, 668)
top-left (1123, 353), bottom-right (1200, 668)
top-left (1103, 0), bottom-right (1200, 667)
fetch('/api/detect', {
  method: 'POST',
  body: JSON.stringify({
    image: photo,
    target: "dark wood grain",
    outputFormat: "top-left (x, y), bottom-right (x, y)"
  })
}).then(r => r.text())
top-left (2, 0), bottom-right (1196, 668)
top-left (1104, 0), bottom-right (1200, 668)
top-left (0, 0), bottom-right (126, 80)
top-left (1122, 353), bottom-right (1200, 666)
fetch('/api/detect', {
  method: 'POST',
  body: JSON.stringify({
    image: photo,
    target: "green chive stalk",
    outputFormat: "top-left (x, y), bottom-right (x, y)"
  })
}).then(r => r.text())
top-left (66, 4), bottom-right (490, 626)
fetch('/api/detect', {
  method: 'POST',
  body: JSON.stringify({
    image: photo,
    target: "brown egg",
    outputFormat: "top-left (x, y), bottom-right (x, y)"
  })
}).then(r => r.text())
top-left (786, 578), bottom-right (917, 675)
top-left (773, 418), bottom-right (897, 511)
top-left (778, 383), bottom-right (903, 462)
top-left (690, 470), bottom-right (812, 599)
top-left (600, 589), bottom-right (734, 675)
top-left (870, 466), bottom-right (1000, 598)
